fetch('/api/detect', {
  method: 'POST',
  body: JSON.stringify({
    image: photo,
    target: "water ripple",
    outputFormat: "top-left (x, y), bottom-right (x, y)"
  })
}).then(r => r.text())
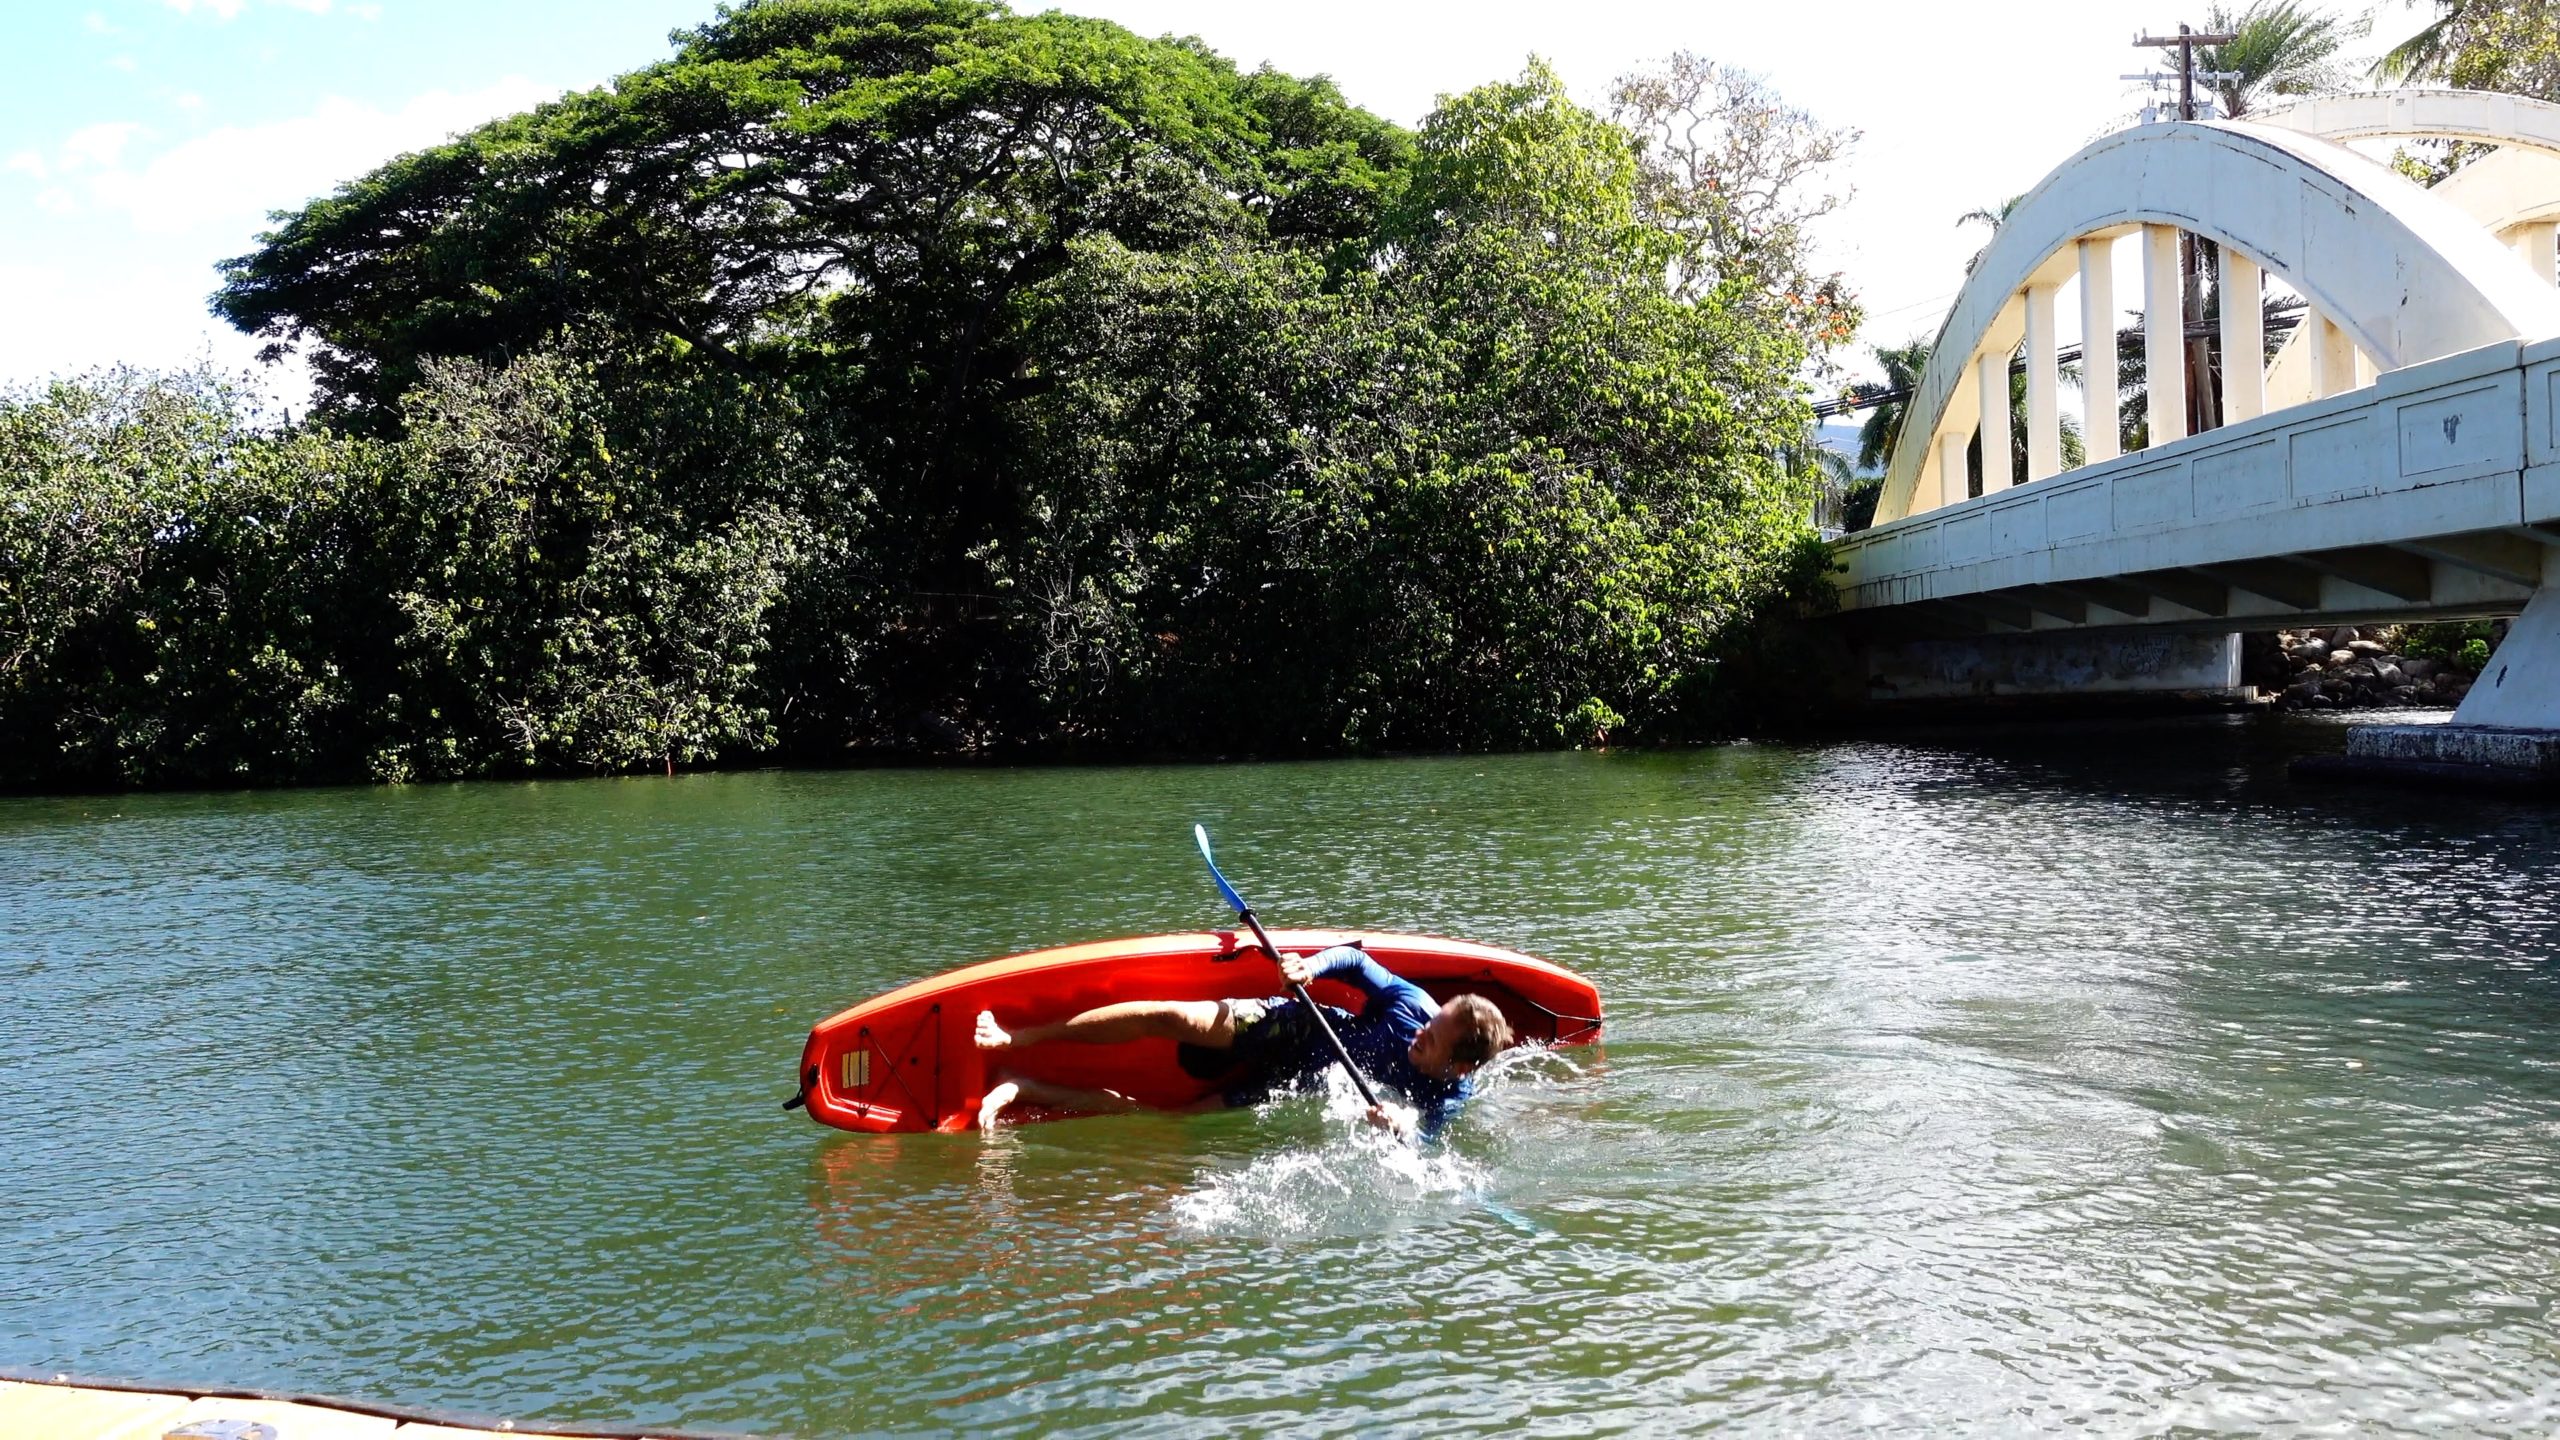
top-left (6, 719), bottom-right (2560, 1434)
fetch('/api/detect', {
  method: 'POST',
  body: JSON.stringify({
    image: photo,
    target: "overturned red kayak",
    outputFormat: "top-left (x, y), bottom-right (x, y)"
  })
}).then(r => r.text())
top-left (791, 930), bottom-right (1603, 1134)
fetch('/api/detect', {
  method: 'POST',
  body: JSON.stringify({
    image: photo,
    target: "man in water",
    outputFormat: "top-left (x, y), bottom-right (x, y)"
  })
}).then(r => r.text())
top-left (973, 944), bottom-right (1512, 1139)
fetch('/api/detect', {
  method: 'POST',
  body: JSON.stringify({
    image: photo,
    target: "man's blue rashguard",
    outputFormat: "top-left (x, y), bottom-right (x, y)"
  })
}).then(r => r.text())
top-left (1183, 944), bottom-right (1472, 1138)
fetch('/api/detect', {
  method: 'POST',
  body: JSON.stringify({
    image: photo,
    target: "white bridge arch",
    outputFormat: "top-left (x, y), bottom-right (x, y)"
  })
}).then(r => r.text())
top-left (2252, 88), bottom-right (2560, 162)
top-left (1877, 104), bottom-right (2560, 529)
top-left (1837, 88), bottom-right (2560, 740)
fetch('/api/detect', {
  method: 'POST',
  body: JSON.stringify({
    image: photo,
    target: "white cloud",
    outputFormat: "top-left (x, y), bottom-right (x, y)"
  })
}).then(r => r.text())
top-left (84, 11), bottom-right (121, 34)
top-left (0, 260), bottom-right (300, 396)
top-left (61, 121), bottom-right (146, 172)
top-left (74, 79), bottom-right (551, 240)
top-left (108, 53), bottom-right (138, 72)
top-left (0, 77), bottom-right (554, 395)
top-left (161, 0), bottom-right (248, 16)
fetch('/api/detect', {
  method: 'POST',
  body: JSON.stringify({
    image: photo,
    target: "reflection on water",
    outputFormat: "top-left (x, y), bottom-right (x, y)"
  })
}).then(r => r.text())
top-left (6, 712), bottom-right (2560, 1435)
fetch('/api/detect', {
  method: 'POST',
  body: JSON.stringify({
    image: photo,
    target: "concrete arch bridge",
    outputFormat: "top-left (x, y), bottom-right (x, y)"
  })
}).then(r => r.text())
top-left (1829, 89), bottom-right (2560, 775)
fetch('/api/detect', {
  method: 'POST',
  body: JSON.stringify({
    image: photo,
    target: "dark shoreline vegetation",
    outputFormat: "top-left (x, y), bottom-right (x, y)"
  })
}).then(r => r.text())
top-left (2, 0), bottom-right (1861, 792)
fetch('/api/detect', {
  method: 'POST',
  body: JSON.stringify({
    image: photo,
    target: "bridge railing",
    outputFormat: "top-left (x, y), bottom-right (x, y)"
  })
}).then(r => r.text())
top-left (1833, 335), bottom-right (2560, 627)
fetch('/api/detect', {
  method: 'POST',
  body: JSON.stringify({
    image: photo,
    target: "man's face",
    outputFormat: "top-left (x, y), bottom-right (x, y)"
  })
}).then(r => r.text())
top-left (1408, 1011), bottom-right (1478, 1080)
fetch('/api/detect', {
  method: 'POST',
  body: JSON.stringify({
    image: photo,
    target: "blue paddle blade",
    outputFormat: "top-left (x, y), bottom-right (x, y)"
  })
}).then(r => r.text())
top-left (1193, 824), bottom-right (1250, 915)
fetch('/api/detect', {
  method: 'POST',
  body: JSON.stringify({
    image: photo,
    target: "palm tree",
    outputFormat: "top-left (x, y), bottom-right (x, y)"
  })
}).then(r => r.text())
top-left (1957, 195), bottom-right (2024, 273)
top-left (2374, 0), bottom-right (2559, 99)
top-left (1852, 339), bottom-right (1931, 473)
top-left (2375, 0), bottom-right (2470, 85)
top-left (2191, 0), bottom-right (2361, 118)
top-left (1845, 334), bottom-right (2089, 507)
top-left (1959, 361), bottom-right (2086, 497)
top-left (1788, 419), bottom-right (1862, 532)
top-left (2110, 283), bottom-right (2297, 452)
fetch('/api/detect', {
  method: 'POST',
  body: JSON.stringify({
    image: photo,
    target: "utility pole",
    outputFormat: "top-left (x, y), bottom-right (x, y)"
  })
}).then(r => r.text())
top-left (2134, 24), bottom-right (2238, 123)
top-left (2133, 24), bottom-right (2240, 435)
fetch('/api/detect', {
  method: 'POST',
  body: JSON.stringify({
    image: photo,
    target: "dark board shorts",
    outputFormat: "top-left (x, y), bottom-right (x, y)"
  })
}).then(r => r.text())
top-left (1175, 996), bottom-right (1336, 1105)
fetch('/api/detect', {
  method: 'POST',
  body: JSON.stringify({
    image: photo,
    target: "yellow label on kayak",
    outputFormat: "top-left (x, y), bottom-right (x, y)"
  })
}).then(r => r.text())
top-left (842, 1051), bottom-right (871, 1090)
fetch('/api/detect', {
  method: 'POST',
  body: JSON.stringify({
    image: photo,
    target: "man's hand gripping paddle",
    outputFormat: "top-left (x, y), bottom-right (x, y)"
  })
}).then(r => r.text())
top-left (1192, 824), bottom-right (1384, 1111)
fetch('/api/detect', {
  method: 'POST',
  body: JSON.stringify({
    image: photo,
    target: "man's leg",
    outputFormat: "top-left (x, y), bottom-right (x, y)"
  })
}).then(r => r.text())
top-left (978, 1071), bottom-right (1234, 1128)
top-left (975, 999), bottom-right (1235, 1052)
top-left (977, 1072), bottom-right (1140, 1128)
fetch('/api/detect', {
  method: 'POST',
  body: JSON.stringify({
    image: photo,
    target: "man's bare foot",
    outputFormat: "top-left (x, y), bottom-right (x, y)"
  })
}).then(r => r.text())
top-left (977, 1080), bottom-right (1022, 1130)
top-left (974, 1010), bottom-right (1012, 1050)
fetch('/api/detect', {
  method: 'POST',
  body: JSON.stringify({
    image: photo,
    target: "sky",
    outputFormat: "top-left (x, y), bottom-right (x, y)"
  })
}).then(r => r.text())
top-left (0, 0), bottom-right (2428, 404)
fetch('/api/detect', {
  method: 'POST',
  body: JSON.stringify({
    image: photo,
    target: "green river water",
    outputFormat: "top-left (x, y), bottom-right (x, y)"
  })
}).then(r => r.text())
top-left (7, 713), bottom-right (2560, 1436)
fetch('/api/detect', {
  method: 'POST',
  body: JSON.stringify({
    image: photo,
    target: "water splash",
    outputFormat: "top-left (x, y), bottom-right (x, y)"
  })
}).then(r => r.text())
top-left (1168, 1048), bottom-right (1594, 1238)
top-left (1171, 1068), bottom-right (1489, 1237)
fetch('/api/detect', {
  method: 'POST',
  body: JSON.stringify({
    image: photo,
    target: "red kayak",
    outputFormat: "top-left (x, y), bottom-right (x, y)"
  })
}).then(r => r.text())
top-left (791, 930), bottom-right (1604, 1134)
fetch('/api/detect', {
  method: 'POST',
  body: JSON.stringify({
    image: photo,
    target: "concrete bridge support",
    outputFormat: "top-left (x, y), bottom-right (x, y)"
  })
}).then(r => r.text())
top-left (1858, 631), bottom-right (2246, 711)
top-left (2343, 581), bottom-right (2560, 781)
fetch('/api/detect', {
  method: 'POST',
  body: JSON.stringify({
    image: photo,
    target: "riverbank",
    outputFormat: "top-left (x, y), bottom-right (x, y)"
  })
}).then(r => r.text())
top-left (2249, 622), bottom-right (2499, 710)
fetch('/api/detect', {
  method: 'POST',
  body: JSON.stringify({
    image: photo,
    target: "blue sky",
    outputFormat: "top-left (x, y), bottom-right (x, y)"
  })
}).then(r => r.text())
top-left (1, 0), bottom-right (2415, 399)
top-left (0, 0), bottom-right (714, 390)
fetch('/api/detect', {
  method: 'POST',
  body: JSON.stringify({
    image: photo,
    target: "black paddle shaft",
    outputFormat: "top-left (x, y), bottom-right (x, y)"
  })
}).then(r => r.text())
top-left (1233, 904), bottom-right (1383, 1110)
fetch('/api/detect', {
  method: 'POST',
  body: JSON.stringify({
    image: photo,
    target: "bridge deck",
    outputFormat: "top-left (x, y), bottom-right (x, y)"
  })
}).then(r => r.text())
top-left (1834, 335), bottom-right (2560, 634)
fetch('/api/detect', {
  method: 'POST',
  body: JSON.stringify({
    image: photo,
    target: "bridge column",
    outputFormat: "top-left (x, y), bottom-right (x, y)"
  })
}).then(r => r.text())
top-left (1939, 430), bottom-right (1969, 509)
top-left (1977, 350), bottom-right (2012, 493)
top-left (2024, 283), bottom-right (2060, 482)
top-left (2219, 249), bottom-right (2263, 423)
top-left (2334, 581), bottom-right (2560, 787)
top-left (2310, 314), bottom-right (2356, 398)
top-left (2522, 221), bottom-right (2559, 287)
top-left (2079, 239), bottom-right (2119, 465)
top-left (2143, 225), bottom-right (2184, 446)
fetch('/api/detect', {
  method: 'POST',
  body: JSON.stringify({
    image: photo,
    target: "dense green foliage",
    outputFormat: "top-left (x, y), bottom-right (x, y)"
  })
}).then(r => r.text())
top-left (2380, 0), bottom-right (2560, 99)
top-left (6, 0), bottom-right (1842, 788)
top-left (2399, 619), bottom-right (2500, 671)
top-left (0, 356), bottom-right (813, 784)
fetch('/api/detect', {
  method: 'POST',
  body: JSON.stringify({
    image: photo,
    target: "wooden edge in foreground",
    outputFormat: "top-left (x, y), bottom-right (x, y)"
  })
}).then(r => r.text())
top-left (0, 1374), bottom-right (745, 1440)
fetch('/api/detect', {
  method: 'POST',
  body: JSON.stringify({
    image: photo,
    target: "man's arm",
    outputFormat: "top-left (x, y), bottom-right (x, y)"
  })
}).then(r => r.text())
top-left (1298, 944), bottom-right (1430, 1013)
top-left (1416, 1084), bottom-right (1468, 1142)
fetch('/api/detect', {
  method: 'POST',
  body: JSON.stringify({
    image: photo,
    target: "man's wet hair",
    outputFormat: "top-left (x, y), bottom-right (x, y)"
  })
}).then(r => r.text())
top-left (1444, 994), bottom-right (1514, 1067)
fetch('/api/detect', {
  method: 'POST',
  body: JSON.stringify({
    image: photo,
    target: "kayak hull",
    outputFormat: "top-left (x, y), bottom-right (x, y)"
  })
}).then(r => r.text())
top-left (794, 930), bottom-right (1603, 1134)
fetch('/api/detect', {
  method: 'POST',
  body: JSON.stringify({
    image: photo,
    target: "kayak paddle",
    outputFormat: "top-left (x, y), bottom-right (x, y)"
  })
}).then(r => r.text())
top-left (1192, 824), bottom-right (1383, 1111)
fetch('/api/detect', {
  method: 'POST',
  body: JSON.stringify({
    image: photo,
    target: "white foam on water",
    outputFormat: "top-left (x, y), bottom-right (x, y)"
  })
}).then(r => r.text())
top-left (1170, 1046), bottom-right (1588, 1238)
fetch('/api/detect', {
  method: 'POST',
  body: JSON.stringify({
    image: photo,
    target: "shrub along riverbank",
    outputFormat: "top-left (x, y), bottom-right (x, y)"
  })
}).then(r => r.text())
top-left (2, 0), bottom-right (1855, 790)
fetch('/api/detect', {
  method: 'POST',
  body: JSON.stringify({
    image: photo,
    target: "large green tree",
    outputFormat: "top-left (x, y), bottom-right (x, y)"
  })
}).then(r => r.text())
top-left (215, 0), bottom-right (1406, 422)
top-left (0, 370), bottom-right (384, 786)
top-left (216, 0), bottom-right (1418, 755)
top-left (67, 6), bottom-right (1852, 782)
top-left (988, 63), bottom-right (1824, 751)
